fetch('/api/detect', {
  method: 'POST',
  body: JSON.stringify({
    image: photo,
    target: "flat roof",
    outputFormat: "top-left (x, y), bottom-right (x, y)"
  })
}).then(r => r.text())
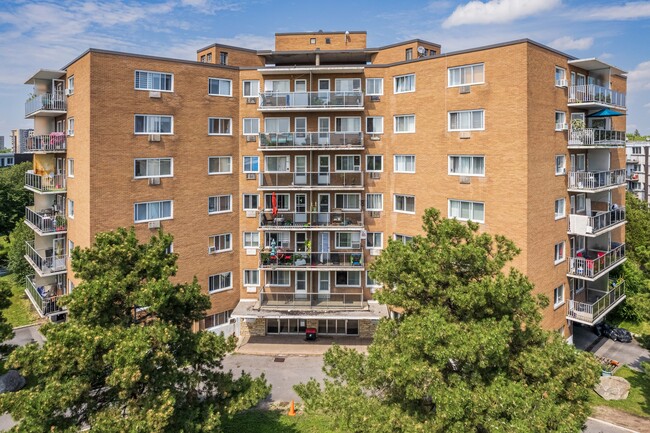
top-left (568, 58), bottom-right (627, 76)
top-left (232, 299), bottom-right (389, 320)
top-left (24, 69), bottom-right (66, 84)
top-left (275, 30), bottom-right (367, 36)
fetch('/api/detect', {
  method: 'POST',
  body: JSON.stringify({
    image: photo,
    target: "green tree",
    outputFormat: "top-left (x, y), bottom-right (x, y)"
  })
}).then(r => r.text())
top-left (6, 219), bottom-right (33, 283)
top-left (296, 209), bottom-right (600, 433)
top-left (0, 279), bottom-right (14, 342)
top-left (0, 228), bottom-right (269, 432)
top-left (0, 162), bottom-right (33, 235)
top-left (634, 129), bottom-right (641, 137)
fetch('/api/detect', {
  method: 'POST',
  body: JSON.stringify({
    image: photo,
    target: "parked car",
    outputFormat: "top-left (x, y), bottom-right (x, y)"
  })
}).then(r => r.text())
top-left (594, 323), bottom-right (633, 343)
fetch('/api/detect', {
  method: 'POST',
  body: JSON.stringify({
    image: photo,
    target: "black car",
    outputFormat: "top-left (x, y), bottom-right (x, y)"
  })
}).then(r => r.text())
top-left (594, 323), bottom-right (633, 343)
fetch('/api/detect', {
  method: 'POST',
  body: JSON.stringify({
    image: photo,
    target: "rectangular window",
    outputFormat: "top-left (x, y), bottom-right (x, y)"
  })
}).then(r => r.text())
top-left (335, 155), bottom-right (361, 172)
top-left (244, 269), bottom-right (260, 286)
top-left (67, 159), bottom-right (74, 178)
top-left (448, 63), bottom-right (485, 87)
top-left (220, 52), bottom-right (228, 65)
top-left (243, 194), bottom-right (259, 210)
top-left (243, 156), bottom-right (259, 173)
top-left (208, 156), bottom-right (232, 174)
top-left (243, 118), bottom-right (260, 135)
top-left (208, 78), bottom-right (232, 96)
top-left (366, 193), bottom-right (383, 211)
top-left (555, 198), bottom-right (565, 219)
top-left (67, 76), bottom-right (74, 94)
top-left (208, 271), bottom-right (232, 293)
top-left (394, 234), bottom-right (413, 244)
top-left (575, 154), bottom-right (586, 171)
top-left (243, 232), bottom-right (260, 248)
top-left (264, 194), bottom-right (290, 211)
top-left (243, 80), bottom-right (260, 97)
top-left (394, 74), bottom-right (415, 93)
top-left (335, 271), bottom-right (361, 287)
top-left (366, 78), bottom-right (383, 96)
top-left (394, 115), bottom-right (415, 133)
top-left (554, 284), bottom-right (565, 308)
top-left (134, 115), bottom-right (173, 134)
top-left (208, 195), bottom-right (232, 214)
top-left (366, 232), bottom-right (383, 249)
top-left (576, 193), bottom-right (586, 212)
top-left (555, 155), bottom-right (566, 175)
top-left (134, 158), bottom-right (173, 178)
top-left (264, 80), bottom-right (290, 93)
top-left (448, 110), bottom-right (484, 131)
top-left (555, 112), bottom-right (567, 131)
top-left (335, 117), bottom-right (361, 132)
top-left (335, 78), bottom-right (361, 92)
top-left (204, 310), bottom-right (233, 329)
top-left (264, 117), bottom-right (290, 133)
top-left (209, 233), bottom-right (232, 253)
top-left (208, 118), bottom-right (232, 135)
top-left (68, 199), bottom-right (74, 219)
top-left (335, 232), bottom-right (361, 249)
top-left (134, 70), bottom-right (173, 91)
top-left (68, 239), bottom-right (74, 254)
top-left (394, 155), bottom-right (416, 173)
top-left (405, 48), bottom-right (413, 60)
top-left (134, 200), bottom-right (173, 222)
top-left (554, 241), bottom-right (565, 264)
top-left (67, 117), bottom-right (75, 136)
top-left (335, 193), bottom-right (361, 210)
top-left (394, 194), bottom-right (415, 214)
top-left (264, 156), bottom-right (290, 172)
top-left (366, 116), bottom-right (384, 134)
top-left (366, 272), bottom-right (381, 288)
top-left (366, 155), bottom-right (383, 172)
top-left (448, 155), bottom-right (485, 176)
top-left (266, 270), bottom-right (290, 286)
top-left (265, 232), bottom-right (290, 248)
top-left (448, 199), bottom-right (484, 223)
top-left (206, 53), bottom-right (212, 62)
top-left (555, 67), bottom-right (567, 86)
top-left (632, 147), bottom-right (642, 155)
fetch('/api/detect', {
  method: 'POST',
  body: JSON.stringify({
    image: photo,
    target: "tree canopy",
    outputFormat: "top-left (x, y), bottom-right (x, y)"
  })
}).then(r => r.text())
top-left (0, 228), bottom-right (269, 432)
top-left (0, 162), bottom-right (33, 236)
top-left (296, 208), bottom-right (600, 433)
top-left (6, 218), bottom-right (33, 283)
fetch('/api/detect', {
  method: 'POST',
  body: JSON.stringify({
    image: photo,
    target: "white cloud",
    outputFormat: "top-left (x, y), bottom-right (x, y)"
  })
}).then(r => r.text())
top-left (599, 52), bottom-right (613, 60)
top-left (628, 61), bottom-right (650, 91)
top-left (580, 1), bottom-right (650, 20)
top-left (548, 36), bottom-right (593, 51)
top-left (442, 0), bottom-right (561, 28)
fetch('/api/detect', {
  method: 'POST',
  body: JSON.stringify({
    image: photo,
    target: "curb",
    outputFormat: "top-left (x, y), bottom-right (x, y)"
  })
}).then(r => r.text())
top-left (11, 323), bottom-right (42, 331)
top-left (587, 417), bottom-right (640, 433)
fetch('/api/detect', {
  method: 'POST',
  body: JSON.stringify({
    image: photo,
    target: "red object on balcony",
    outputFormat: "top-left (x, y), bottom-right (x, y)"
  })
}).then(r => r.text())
top-left (272, 191), bottom-right (278, 217)
top-left (305, 328), bottom-right (317, 341)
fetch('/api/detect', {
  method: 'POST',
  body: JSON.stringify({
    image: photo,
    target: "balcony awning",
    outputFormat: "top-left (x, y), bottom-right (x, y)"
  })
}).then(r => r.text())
top-left (588, 108), bottom-right (626, 117)
top-left (568, 58), bottom-right (627, 76)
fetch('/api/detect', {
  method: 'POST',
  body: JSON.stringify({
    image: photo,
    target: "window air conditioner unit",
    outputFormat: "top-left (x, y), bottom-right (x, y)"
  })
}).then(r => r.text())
top-left (555, 79), bottom-right (568, 88)
top-left (148, 134), bottom-right (161, 142)
top-left (245, 210), bottom-right (257, 218)
top-left (460, 176), bottom-right (471, 184)
top-left (459, 131), bottom-right (471, 139)
top-left (459, 85), bottom-right (471, 94)
top-left (370, 95), bottom-right (381, 102)
top-left (65, 89), bottom-right (73, 96)
top-left (148, 177), bottom-right (161, 186)
top-left (246, 135), bottom-right (257, 142)
top-left (370, 248), bottom-right (381, 256)
top-left (246, 173), bottom-right (256, 180)
top-left (148, 220), bottom-right (160, 229)
top-left (149, 91), bottom-right (161, 98)
top-left (246, 97), bottom-right (257, 104)
top-left (556, 123), bottom-right (569, 131)
top-left (370, 135), bottom-right (380, 141)
top-left (66, 129), bottom-right (74, 136)
top-left (370, 172), bottom-right (381, 179)
top-left (370, 211), bottom-right (380, 218)
top-left (208, 246), bottom-right (216, 254)
top-left (246, 248), bottom-right (256, 256)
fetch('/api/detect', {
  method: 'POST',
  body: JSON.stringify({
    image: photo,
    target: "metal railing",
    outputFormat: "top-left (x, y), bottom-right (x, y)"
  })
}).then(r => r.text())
top-left (568, 129), bottom-right (626, 147)
top-left (259, 290), bottom-right (365, 309)
top-left (567, 281), bottom-right (625, 324)
top-left (25, 276), bottom-right (65, 316)
top-left (26, 133), bottom-right (66, 152)
top-left (259, 132), bottom-right (363, 149)
top-left (259, 211), bottom-right (364, 228)
top-left (25, 172), bottom-right (66, 193)
top-left (25, 93), bottom-right (67, 116)
top-left (25, 206), bottom-right (67, 234)
top-left (259, 171), bottom-right (363, 188)
top-left (25, 241), bottom-right (66, 275)
top-left (568, 169), bottom-right (626, 191)
top-left (568, 84), bottom-right (626, 109)
top-left (259, 91), bottom-right (364, 109)
top-left (568, 243), bottom-right (626, 279)
top-left (260, 250), bottom-right (364, 268)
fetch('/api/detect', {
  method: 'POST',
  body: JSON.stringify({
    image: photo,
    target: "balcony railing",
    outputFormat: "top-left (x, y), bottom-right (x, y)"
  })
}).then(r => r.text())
top-left (25, 206), bottom-right (67, 234)
top-left (568, 207), bottom-right (625, 236)
top-left (26, 133), bottom-right (66, 152)
top-left (259, 172), bottom-right (363, 189)
top-left (568, 129), bottom-right (626, 147)
top-left (25, 93), bottom-right (67, 117)
top-left (25, 241), bottom-right (66, 275)
top-left (568, 84), bottom-right (626, 109)
top-left (259, 132), bottom-right (363, 149)
top-left (259, 211), bottom-right (364, 229)
top-left (25, 172), bottom-right (66, 193)
top-left (259, 91), bottom-right (364, 110)
top-left (259, 290), bottom-right (364, 310)
top-left (567, 280), bottom-right (625, 325)
top-left (568, 243), bottom-right (626, 279)
top-left (25, 276), bottom-right (65, 316)
top-left (568, 169), bottom-right (626, 191)
top-left (260, 250), bottom-right (364, 269)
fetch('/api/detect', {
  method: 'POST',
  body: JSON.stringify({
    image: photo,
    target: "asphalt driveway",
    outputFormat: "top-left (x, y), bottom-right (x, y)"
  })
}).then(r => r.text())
top-left (574, 324), bottom-right (650, 371)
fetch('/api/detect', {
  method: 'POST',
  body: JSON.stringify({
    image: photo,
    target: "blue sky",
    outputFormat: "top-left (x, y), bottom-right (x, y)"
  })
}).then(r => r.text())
top-left (0, 0), bottom-right (649, 144)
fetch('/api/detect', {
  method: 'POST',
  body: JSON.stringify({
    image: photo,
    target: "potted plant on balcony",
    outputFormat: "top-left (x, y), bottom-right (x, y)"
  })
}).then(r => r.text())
top-left (55, 216), bottom-right (66, 231)
top-left (571, 118), bottom-right (586, 130)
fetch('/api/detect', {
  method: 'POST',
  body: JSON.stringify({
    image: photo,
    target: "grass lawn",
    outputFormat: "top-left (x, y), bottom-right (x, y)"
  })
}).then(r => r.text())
top-left (222, 409), bottom-right (341, 433)
top-left (1, 274), bottom-right (39, 328)
top-left (590, 366), bottom-right (650, 419)
top-left (611, 319), bottom-right (650, 336)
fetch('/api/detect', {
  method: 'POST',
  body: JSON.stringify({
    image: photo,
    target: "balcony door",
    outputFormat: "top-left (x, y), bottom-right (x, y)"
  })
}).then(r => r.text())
top-left (295, 117), bottom-right (307, 145)
top-left (295, 271), bottom-right (307, 300)
top-left (318, 271), bottom-right (330, 299)
top-left (52, 79), bottom-right (64, 97)
top-left (318, 155), bottom-right (330, 185)
top-left (295, 194), bottom-right (307, 223)
top-left (318, 79), bottom-right (330, 104)
top-left (319, 232), bottom-right (330, 264)
top-left (318, 193), bottom-right (330, 225)
top-left (294, 79), bottom-right (308, 107)
top-left (295, 155), bottom-right (307, 185)
top-left (318, 117), bottom-right (330, 145)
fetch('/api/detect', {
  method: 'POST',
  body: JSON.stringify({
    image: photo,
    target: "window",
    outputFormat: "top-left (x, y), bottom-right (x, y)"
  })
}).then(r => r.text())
top-left (264, 117), bottom-right (290, 132)
top-left (134, 200), bottom-right (173, 222)
top-left (208, 78), bottom-right (232, 96)
top-left (208, 118), bottom-right (232, 135)
top-left (244, 269), bottom-right (260, 286)
top-left (555, 198), bottom-right (565, 219)
top-left (264, 80), bottom-right (290, 93)
top-left (448, 110), bottom-right (484, 131)
top-left (366, 272), bottom-right (381, 288)
top-left (366, 232), bottom-right (383, 249)
top-left (576, 193), bottom-right (586, 212)
top-left (448, 155), bottom-right (485, 176)
top-left (200, 55), bottom-right (206, 63)
top-left (208, 156), bottom-right (232, 174)
top-left (204, 310), bottom-right (233, 329)
top-left (266, 270), bottom-right (291, 286)
top-left (335, 78), bottom-right (361, 92)
top-left (555, 111), bottom-right (567, 130)
top-left (335, 194), bottom-right (361, 210)
top-left (366, 116), bottom-right (384, 134)
top-left (448, 199), bottom-right (484, 223)
top-left (134, 158), bottom-right (173, 178)
top-left (243, 156), bottom-right (259, 173)
top-left (264, 193), bottom-right (290, 211)
top-left (336, 271), bottom-right (361, 287)
top-left (208, 195), bottom-right (232, 214)
top-left (67, 118), bottom-right (75, 136)
top-left (325, 38), bottom-right (331, 44)
top-left (264, 155), bottom-right (290, 172)
top-left (208, 271), bottom-right (232, 293)
top-left (134, 70), bottom-right (173, 91)
top-left (67, 76), bottom-right (74, 94)
top-left (243, 118), bottom-right (260, 135)
top-left (310, 38), bottom-right (316, 44)
top-left (134, 115), bottom-right (172, 134)
top-left (220, 52), bottom-right (228, 65)
top-left (243, 194), bottom-right (259, 210)
top-left (335, 232), bottom-right (361, 249)
top-left (405, 48), bottom-right (413, 60)
top-left (366, 193), bottom-right (383, 211)
top-left (366, 78), bottom-right (383, 96)
top-left (366, 155), bottom-right (383, 172)
top-left (448, 63), bottom-right (484, 87)
top-left (394, 115), bottom-right (415, 133)
top-left (209, 233), bottom-right (232, 253)
top-left (394, 194), bottom-right (415, 214)
top-left (632, 146), bottom-right (642, 155)
top-left (68, 240), bottom-right (74, 254)
top-left (574, 154), bottom-right (586, 171)
top-left (555, 67), bottom-right (566, 86)
top-left (67, 159), bottom-right (74, 178)
top-left (206, 53), bottom-right (212, 62)
top-left (243, 80), bottom-right (260, 97)
top-left (394, 155), bottom-right (416, 173)
top-left (554, 284), bottom-right (565, 308)
top-left (554, 241), bottom-right (565, 264)
top-left (555, 155), bottom-right (566, 175)
top-left (265, 232), bottom-right (290, 248)
top-left (335, 155), bottom-right (361, 172)
top-left (243, 232), bottom-right (260, 248)
top-left (68, 199), bottom-right (74, 219)
top-left (394, 74), bottom-right (415, 93)
top-left (335, 117), bottom-right (361, 132)
top-left (394, 234), bottom-right (413, 244)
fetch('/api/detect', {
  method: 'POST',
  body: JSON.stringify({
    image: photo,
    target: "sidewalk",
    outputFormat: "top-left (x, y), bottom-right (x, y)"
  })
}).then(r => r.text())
top-left (236, 335), bottom-right (371, 356)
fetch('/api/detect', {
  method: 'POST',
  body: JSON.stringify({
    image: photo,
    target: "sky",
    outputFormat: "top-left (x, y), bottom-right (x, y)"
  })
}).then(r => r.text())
top-left (0, 0), bottom-right (649, 145)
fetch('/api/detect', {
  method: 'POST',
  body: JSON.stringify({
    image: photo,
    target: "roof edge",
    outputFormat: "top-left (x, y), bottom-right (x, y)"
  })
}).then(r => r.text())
top-left (196, 42), bottom-right (259, 54)
top-left (275, 31), bottom-right (367, 36)
top-left (372, 38), bottom-right (441, 51)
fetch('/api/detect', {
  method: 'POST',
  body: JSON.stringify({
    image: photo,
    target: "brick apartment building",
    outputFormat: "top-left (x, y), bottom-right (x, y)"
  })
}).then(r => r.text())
top-left (22, 31), bottom-right (628, 343)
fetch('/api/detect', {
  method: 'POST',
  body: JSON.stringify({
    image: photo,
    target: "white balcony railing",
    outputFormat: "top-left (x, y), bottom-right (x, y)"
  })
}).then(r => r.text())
top-left (260, 250), bottom-right (364, 269)
top-left (25, 172), bottom-right (66, 193)
top-left (568, 84), bottom-right (626, 109)
top-left (259, 290), bottom-right (364, 309)
top-left (25, 93), bottom-right (67, 117)
top-left (25, 276), bottom-right (65, 316)
top-left (568, 207), bottom-right (625, 236)
top-left (259, 211), bottom-right (364, 229)
top-left (568, 243), bottom-right (626, 279)
top-left (568, 169), bottom-right (626, 191)
top-left (25, 206), bottom-right (67, 234)
top-left (25, 241), bottom-right (66, 275)
top-left (258, 171), bottom-right (363, 188)
top-left (568, 129), bottom-right (626, 147)
top-left (26, 133), bottom-right (66, 152)
top-left (567, 280), bottom-right (625, 325)
top-left (259, 132), bottom-right (363, 149)
top-left (259, 91), bottom-right (364, 110)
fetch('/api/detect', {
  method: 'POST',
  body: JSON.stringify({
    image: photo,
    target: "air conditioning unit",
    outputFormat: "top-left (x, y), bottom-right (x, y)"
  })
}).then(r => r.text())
top-left (208, 246), bottom-right (216, 254)
top-left (555, 79), bottom-right (568, 88)
top-left (148, 134), bottom-right (161, 142)
top-left (370, 95), bottom-right (381, 102)
top-left (246, 97), bottom-right (257, 104)
top-left (245, 248), bottom-right (256, 256)
top-left (460, 176), bottom-right (471, 184)
top-left (369, 248), bottom-right (381, 256)
top-left (66, 129), bottom-right (74, 136)
top-left (246, 135), bottom-right (257, 142)
top-left (370, 211), bottom-right (380, 218)
top-left (65, 89), bottom-right (73, 96)
top-left (370, 135), bottom-right (381, 141)
top-left (245, 210), bottom-right (257, 218)
top-left (148, 220), bottom-right (160, 229)
top-left (370, 172), bottom-right (381, 179)
top-left (558, 168), bottom-right (567, 175)
top-left (149, 91), bottom-right (161, 98)
top-left (556, 123), bottom-right (569, 131)
top-left (459, 131), bottom-right (471, 139)
top-left (246, 173), bottom-right (256, 180)
top-left (459, 85), bottom-right (471, 94)
top-left (148, 177), bottom-right (161, 186)
top-left (360, 230), bottom-right (367, 240)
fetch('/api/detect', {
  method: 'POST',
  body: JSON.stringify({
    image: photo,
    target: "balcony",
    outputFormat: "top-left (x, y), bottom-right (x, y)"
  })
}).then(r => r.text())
top-left (567, 243), bottom-right (626, 281)
top-left (25, 172), bottom-right (66, 194)
top-left (25, 206), bottom-right (67, 236)
top-left (259, 132), bottom-right (363, 150)
top-left (566, 280), bottom-right (625, 325)
top-left (567, 169), bottom-right (626, 192)
top-left (25, 93), bottom-right (67, 118)
top-left (568, 129), bottom-right (626, 148)
top-left (259, 172), bottom-right (363, 190)
top-left (259, 91), bottom-right (364, 111)
top-left (259, 211), bottom-right (364, 230)
top-left (26, 133), bottom-right (66, 153)
top-left (259, 289), bottom-right (365, 310)
top-left (25, 241), bottom-right (66, 276)
top-left (260, 250), bottom-right (364, 269)
top-left (568, 85), bottom-right (626, 110)
top-left (568, 206), bottom-right (625, 237)
top-left (25, 276), bottom-right (65, 316)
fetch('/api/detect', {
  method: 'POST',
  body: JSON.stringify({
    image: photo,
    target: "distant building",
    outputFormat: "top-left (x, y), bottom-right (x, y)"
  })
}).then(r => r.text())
top-left (10, 128), bottom-right (33, 154)
top-left (0, 136), bottom-right (5, 149)
top-left (626, 140), bottom-right (650, 201)
top-left (0, 152), bottom-right (31, 168)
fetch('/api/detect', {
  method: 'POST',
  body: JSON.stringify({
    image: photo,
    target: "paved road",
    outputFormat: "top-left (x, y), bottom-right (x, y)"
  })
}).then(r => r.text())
top-left (585, 417), bottom-right (642, 433)
top-left (4, 324), bottom-right (45, 347)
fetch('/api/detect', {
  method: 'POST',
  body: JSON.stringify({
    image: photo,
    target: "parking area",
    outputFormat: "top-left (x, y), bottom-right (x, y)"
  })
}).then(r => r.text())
top-left (574, 324), bottom-right (650, 371)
